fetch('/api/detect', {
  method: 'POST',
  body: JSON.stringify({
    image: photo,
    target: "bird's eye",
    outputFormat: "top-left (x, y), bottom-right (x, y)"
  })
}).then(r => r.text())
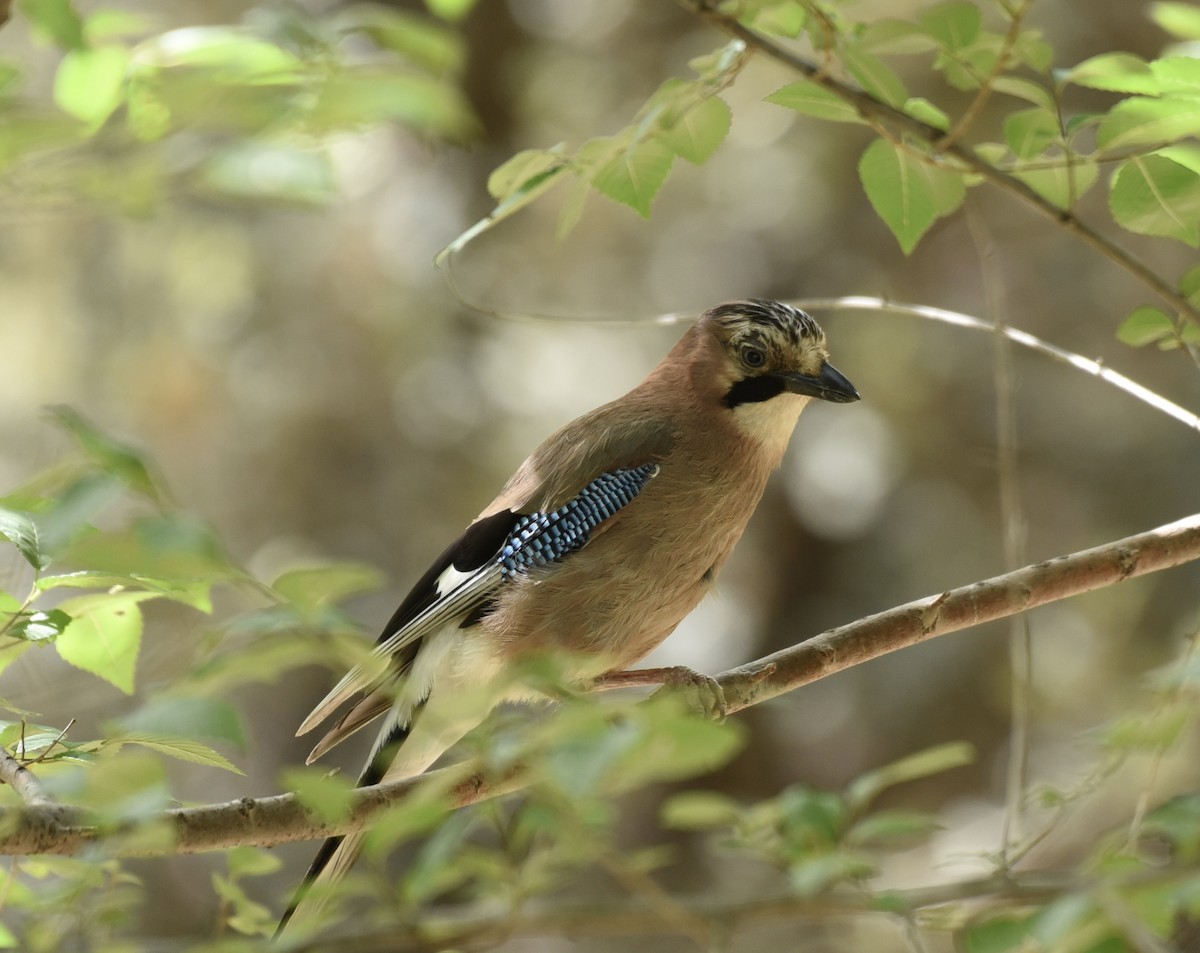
top-left (741, 347), bottom-right (766, 369)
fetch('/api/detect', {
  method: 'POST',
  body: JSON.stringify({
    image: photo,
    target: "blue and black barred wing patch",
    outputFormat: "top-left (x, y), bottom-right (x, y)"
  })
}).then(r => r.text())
top-left (295, 463), bottom-right (659, 738)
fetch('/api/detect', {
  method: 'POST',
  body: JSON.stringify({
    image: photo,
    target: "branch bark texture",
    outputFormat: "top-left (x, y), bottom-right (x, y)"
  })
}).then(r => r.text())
top-left (0, 513), bottom-right (1197, 857)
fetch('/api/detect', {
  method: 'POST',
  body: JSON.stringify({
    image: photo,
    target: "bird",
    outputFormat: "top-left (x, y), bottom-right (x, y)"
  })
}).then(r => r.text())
top-left (277, 298), bottom-right (859, 934)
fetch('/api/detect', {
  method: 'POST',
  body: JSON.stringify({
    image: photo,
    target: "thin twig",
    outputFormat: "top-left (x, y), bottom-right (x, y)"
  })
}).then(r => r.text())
top-left (796, 297), bottom-right (1200, 435)
top-left (683, 1), bottom-right (1200, 326)
top-left (937, 0), bottom-right (1036, 150)
top-left (27, 717), bottom-right (75, 766)
top-left (967, 205), bottom-right (1034, 865)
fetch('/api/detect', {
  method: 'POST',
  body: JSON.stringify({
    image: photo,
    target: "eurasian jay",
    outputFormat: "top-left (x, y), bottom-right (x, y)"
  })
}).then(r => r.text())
top-left (278, 298), bottom-right (859, 932)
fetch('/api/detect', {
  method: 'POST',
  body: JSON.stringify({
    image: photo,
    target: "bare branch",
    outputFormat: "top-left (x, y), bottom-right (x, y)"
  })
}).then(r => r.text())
top-left (717, 513), bottom-right (1200, 715)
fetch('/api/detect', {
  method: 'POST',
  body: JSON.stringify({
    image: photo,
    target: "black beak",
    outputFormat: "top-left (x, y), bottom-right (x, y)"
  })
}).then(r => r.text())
top-left (782, 362), bottom-right (860, 403)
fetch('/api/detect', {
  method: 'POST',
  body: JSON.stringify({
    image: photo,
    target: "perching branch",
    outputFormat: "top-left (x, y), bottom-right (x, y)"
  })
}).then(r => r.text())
top-left (682, 1), bottom-right (1200, 327)
top-left (0, 512), bottom-right (1197, 857)
top-left (0, 748), bottom-right (54, 808)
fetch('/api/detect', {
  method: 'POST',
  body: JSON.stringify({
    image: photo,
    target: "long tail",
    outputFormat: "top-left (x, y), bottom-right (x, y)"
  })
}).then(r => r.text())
top-left (274, 720), bottom-right (407, 940)
top-left (275, 694), bottom-right (489, 941)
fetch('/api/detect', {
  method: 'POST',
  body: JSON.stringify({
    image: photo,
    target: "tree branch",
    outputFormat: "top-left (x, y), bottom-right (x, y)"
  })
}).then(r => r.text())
top-left (682, 1), bottom-right (1200, 326)
top-left (717, 513), bottom-right (1200, 715)
top-left (0, 748), bottom-right (54, 808)
top-left (0, 513), bottom-right (1197, 856)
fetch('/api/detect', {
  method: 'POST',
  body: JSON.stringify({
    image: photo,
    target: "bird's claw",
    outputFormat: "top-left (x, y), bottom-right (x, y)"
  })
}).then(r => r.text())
top-left (649, 665), bottom-right (727, 721)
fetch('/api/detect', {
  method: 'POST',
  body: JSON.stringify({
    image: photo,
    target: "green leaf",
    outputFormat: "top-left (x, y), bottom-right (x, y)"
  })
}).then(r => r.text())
top-left (859, 19), bottom-right (938, 55)
top-left (132, 27), bottom-right (303, 82)
top-left (307, 68), bottom-right (476, 139)
top-left (1104, 709), bottom-right (1189, 752)
top-left (54, 46), bottom-right (129, 126)
top-left (750, 1), bottom-right (806, 38)
top-left (272, 563), bottom-right (384, 610)
top-left (1109, 154), bottom-right (1200, 245)
top-left (660, 791), bottom-right (742, 830)
top-left (1118, 306), bottom-right (1176, 346)
top-left (0, 921), bottom-right (16, 949)
top-left (9, 608), bottom-right (71, 642)
top-left (904, 97), bottom-right (950, 131)
top-left (1152, 2), bottom-right (1200, 40)
top-left (991, 76), bottom-right (1055, 109)
top-left (592, 138), bottom-right (675, 217)
top-left (17, 0), bottom-right (86, 49)
top-left (857, 140), bottom-right (965, 254)
top-left (962, 915), bottom-right (1032, 953)
top-left (1143, 793), bottom-right (1200, 861)
top-left (846, 741), bottom-right (974, 810)
top-left (116, 695), bottom-right (246, 750)
top-left (766, 81), bottom-right (865, 124)
top-left (1012, 160), bottom-right (1099, 209)
top-left (1160, 142), bottom-right (1200, 175)
top-left (37, 571), bottom-right (213, 612)
top-left (334, 6), bottom-right (463, 75)
top-left (64, 513), bottom-right (235, 582)
top-left (1151, 56), bottom-right (1200, 98)
top-left (846, 809), bottom-right (940, 847)
top-left (844, 46), bottom-right (908, 106)
top-left (228, 845), bottom-right (284, 878)
top-left (283, 767), bottom-right (357, 826)
top-left (661, 95), bottom-right (731, 165)
top-left (919, 1), bottom-right (982, 51)
top-left (789, 851), bottom-right (874, 896)
top-left (54, 591), bottom-right (158, 694)
top-left (1181, 262), bottom-right (1200, 299)
top-left (425, 0), bottom-right (477, 21)
top-left (112, 732), bottom-right (243, 774)
top-left (438, 152), bottom-right (569, 264)
top-left (1014, 31), bottom-right (1054, 74)
top-left (1064, 53), bottom-right (1158, 94)
top-left (0, 507), bottom-right (47, 569)
top-left (1004, 107), bottom-right (1059, 159)
top-left (1097, 96), bottom-right (1200, 151)
top-left (47, 406), bottom-right (165, 505)
top-left (487, 146), bottom-right (565, 201)
top-left (32, 472), bottom-right (124, 557)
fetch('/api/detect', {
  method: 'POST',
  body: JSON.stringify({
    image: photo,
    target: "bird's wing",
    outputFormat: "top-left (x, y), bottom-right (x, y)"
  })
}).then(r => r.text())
top-left (295, 437), bottom-right (670, 742)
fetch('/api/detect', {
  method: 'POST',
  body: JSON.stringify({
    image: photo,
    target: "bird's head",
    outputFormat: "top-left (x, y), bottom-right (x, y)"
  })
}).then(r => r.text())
top-left (687, 299), bottom-right (860, 448)
top-left (702, 298), bottom-right (859, 406)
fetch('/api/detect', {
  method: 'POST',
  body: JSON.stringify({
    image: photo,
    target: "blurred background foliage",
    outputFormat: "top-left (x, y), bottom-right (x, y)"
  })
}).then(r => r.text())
top-left (0, 0), bottom-right (1199, 950)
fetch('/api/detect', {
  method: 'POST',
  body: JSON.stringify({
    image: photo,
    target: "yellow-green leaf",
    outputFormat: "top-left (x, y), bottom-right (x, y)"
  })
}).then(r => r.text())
top-left (1097, 96), bottom-right (1200, 151)
top-left (592, 138), bottom-right (675, 217)
top-left (54, 46), bottom-right (129, 126)
top-left (766, 81), bottom-right (865, 124)
top-left (1117, 306), bottom-right (1175, 346)
top-left (1109, 154), bottom-right (1200, 245)
top-left (1065, 53), bottom-right (1158, 94)
top-left (858, 140), bottom-right (965, 254)
top-left (54, 591), bottom-right (158, 694)
top-left (661, 95), bottom-right (731, 166)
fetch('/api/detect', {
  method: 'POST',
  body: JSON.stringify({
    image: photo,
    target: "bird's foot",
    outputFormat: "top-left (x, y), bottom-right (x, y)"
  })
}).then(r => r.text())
top-left (593, 666), bottom-right (726, 721)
